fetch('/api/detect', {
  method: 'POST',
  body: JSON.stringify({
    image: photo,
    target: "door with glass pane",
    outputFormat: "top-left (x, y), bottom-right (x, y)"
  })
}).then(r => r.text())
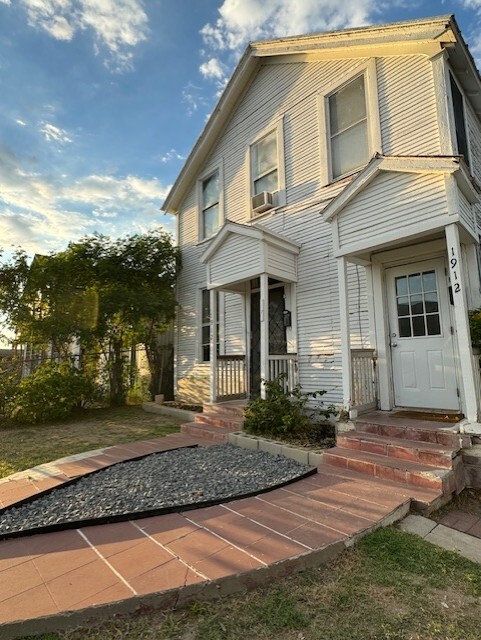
top-left (386, 259), bottom-right (459, 410)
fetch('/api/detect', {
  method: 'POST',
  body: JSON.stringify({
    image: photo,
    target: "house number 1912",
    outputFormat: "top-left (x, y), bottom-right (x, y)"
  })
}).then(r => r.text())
top-left (450, 247), bottom-right (461, 294)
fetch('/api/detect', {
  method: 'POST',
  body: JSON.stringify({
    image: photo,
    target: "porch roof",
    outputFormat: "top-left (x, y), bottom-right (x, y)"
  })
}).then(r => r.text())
top-left (201, 221), bottom-right (300, 291)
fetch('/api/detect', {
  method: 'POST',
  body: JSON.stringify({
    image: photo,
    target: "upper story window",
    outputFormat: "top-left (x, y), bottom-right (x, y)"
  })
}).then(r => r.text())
top-left (201, 170), bottom-right (221, 240)
top-left (319, 59), bottom-right (381, 186)
top-left (449, 72), bottom-right (470, 167)
top-left (249, 121), bottom-right (286, 217)
top-left (328, 74), bottom-right (369, 179)
top-left (251, 131), bottom-right (278, 195)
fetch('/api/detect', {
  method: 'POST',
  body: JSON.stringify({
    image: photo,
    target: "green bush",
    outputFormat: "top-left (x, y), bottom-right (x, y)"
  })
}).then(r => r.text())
top-left (469, 308), bottom-right (481, 346)
top-left (0, 356), bottom-right (22, 415)
top-left (243, 374), bottom-right (337, 441)
top-left (6, 360), bottom-right (96, 424)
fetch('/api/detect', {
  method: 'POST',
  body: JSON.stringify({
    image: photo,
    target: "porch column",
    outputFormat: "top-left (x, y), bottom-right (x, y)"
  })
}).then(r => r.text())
top-left (338, 257), bottom-right (352, 414)
top-left (445, 223), bottom-right (479, 422)
top-left (260, 273), bottom-right (269, 399)
top-left (209, 288), bottom-right (218, 404)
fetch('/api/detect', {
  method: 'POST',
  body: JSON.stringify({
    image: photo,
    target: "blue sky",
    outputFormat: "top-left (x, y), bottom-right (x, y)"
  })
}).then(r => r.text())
top-left (1, 0), bottom-right (481, 256)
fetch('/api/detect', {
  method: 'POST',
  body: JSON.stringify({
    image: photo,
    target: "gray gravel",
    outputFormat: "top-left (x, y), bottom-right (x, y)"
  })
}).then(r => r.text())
top-left (0, 444), bottom-right (311, 536)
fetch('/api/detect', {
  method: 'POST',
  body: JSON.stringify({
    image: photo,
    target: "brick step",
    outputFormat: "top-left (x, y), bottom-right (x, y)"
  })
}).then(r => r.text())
top-left (323, 447), bottom-right (458, 494)
top-left (202, 402), bottom-right (246, 419)
top-left (354, 419), bottom-right (464, 449)
top-left (337, 431), bottom-right (458, 469)
top-left (181, 422), bottom-right (234, 442)
top-left (194, 413), bottom-right (244, 429)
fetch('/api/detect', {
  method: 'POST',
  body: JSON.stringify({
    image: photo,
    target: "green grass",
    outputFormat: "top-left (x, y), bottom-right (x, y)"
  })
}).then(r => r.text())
top-left (0, 405), bottom-right (182, 478)
top-left (24, 527), bottom-right (481, 640)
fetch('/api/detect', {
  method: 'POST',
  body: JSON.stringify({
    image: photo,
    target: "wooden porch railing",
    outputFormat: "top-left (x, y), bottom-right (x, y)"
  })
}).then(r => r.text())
top-left (351, 348), bottom-right (377, 413)
top-left (268, 354), bottom-right (298, 392)
top-left (215, 355), bottom-right (247, 401)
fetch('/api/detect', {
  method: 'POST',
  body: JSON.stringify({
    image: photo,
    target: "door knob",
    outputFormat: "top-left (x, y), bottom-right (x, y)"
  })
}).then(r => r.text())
top-left (391, 342), bottom-right (398, 348)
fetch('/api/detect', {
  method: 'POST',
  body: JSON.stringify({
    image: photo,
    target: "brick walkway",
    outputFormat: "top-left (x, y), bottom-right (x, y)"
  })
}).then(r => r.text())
top-left (0, 434), bottom-right (443, 638)
top-left (438, 510), bottom-right (481, 538)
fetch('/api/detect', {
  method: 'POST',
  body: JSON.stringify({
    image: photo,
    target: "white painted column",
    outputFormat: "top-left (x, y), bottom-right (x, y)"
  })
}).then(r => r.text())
top-left (209, 288), bottom-right (217, 404)
top-left (337, 257), bottom-right (352, 414)
top-left (445, 223), bottom-right (479, 422)
top-left (244, 285), bottom-right (251, 398)
top-left (260, 273), bottom-right (269, 399)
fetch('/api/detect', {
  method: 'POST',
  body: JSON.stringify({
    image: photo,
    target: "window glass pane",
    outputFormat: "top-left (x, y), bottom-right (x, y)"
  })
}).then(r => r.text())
top-left (408, 273), bottom-right (422, 294)
top-left (422, 271), bottom-right (436, 292)
top-left (412, 316), bottom-right (426, 337)
top-left (203, 204), bottom-right (219, 238)
top-left (202, 289), bottom-right (210, 323)
top-left (410, 294), bottom-right (424, 315)
top-left (331, 120), bottom-right (369, 178)
top-left (424, 292), bottom-right (439, 313)
top-left (396, 277), bottom-right (408, 296)
top-left (427, 314), bottom-right (441, 336)
top-left (329, 75), bottom-right (366, 135)
top-left (397, 297), bottom-right (409, 317)
top-left (202, 171), bottom-right (219, 209)
top-left (399, 317), bottom-right (411, 337)
top-left (254, 169), bottom-right (278, 195)
top-left (202, 344), bottom-right (210, 362)
top-left (252, 131), bottom-right (277, 179)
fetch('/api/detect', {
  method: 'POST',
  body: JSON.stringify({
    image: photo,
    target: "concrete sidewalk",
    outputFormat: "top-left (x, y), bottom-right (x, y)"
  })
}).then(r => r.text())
top-left (0, 435), bottom-right (443, 639)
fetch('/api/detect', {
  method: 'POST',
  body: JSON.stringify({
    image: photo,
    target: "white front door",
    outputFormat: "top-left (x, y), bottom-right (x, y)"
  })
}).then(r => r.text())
top-left (386, 258), bottom-right (459, 410)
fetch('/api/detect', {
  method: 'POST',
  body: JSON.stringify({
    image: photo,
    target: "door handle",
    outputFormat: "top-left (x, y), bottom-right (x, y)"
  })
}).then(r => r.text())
top-left (391, 342), bottom-right (398, 348)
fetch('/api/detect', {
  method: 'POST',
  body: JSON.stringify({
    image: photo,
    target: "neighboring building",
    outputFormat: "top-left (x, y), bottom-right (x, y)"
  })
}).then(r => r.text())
top-left (163, 15), bottom-right (481, 422)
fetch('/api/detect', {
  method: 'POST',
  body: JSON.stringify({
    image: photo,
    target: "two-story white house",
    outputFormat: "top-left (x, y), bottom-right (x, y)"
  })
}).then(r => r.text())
top-left (163, 15), bottom-right (481, 424)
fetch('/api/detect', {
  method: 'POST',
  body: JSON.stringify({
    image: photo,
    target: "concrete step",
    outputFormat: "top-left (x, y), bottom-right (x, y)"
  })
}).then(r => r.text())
top-left (323, 447), bottom-right (460, 494)
top-left (194, 413), bottom-right (244, 429)
top-left (354, 417), bottom-right (465, 449)
top-left (180, 422), bottom-right (234, 442)
top-left (337, 431), bottom-right (458, 469)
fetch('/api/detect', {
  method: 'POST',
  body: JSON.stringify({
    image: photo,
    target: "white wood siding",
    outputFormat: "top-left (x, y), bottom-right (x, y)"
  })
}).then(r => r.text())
top-left (458, 188), bottom-right (476, 235)
top-left (337, 172), bottom-right (449, 251)
top-left (377, 56), bottom-right (441, 155)
top-left (467, 103), bottom-right (481, 186)
top-left (266, 244), bottom-right (297, 281)
top-left (175, 53), bottom-right (444, 404)
top-left (210, 234), bottom-right (263, 285)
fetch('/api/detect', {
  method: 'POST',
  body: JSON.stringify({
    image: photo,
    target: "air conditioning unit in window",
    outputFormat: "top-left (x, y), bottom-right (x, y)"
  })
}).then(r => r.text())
top-left (252, 191), bottom-right (274, 215)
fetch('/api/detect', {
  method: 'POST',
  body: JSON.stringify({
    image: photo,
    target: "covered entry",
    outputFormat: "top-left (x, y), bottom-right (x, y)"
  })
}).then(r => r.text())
top-left (201, 221), bottom-right (300, 402)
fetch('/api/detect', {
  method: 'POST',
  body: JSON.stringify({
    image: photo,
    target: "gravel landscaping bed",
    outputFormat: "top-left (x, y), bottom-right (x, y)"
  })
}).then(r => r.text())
top-left (0, 444), bottom-right (313, 537)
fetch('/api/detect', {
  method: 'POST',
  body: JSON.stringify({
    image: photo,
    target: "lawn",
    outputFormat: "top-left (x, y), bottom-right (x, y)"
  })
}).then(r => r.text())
top-left (25, 526), bottom-right (481, 640)
top-left (0, 405), bottom-right (183, 479)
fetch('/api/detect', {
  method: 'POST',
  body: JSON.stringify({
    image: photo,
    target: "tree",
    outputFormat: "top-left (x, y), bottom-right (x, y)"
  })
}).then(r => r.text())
top-left (0, 229), bottom-right (181, 406)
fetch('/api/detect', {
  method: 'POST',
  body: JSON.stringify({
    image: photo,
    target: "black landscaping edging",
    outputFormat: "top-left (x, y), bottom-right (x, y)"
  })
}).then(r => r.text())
top-left (0, 448), bottom-right (317, 541)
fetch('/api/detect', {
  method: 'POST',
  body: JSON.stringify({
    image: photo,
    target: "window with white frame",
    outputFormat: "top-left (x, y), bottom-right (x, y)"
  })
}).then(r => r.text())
top-left (449, 72), bottom-right (470, 167)
top-left (328, 74), bottom-right (369, 179)
top-left (319, 61), bottom-right (380, 185)
top-left (201, 170), bottom-right (220, 240)
top-left (251, 130), bottom-right (278, 196)
top-left (201, 289), bottom-right (219, 362)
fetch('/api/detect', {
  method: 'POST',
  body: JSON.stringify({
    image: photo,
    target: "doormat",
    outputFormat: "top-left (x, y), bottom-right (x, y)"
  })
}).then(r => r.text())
top-left (392, 411), bottom-right (463, 423)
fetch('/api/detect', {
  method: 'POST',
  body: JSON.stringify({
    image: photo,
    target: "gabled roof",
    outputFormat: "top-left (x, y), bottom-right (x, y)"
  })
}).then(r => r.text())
top-left (162, 15), bottom-right (481, 214)
top-left (321, 154), bottom-right (480, 223)
top-left (201, 220), bottom-right (300, 264)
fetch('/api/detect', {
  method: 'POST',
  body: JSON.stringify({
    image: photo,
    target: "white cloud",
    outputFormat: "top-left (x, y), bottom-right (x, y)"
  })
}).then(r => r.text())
top-left (196, 0), bottom-right (379, 88)
top-left (41, 122), bottom-right (73, 144)
top-left (199, 57), bottom-right (227, 80)
top-left (15, 119), bottom-right (27, 127)
top-left (17, 0), bottom-right (149, 72)
top-left (159, 149), bottom-right (186, 164)
top-left (0, 146), bottom-right (172, 254)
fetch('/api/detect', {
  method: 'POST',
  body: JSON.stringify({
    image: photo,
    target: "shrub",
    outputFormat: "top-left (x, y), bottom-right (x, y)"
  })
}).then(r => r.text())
top-left (0, 356), bottom-right (23, 415)
top-left (6, 360), bottom-right (96, 424)
top-left (469, 308), bottom-right (481, 346)
top-left (243, 374), bottom-right (337, 441)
